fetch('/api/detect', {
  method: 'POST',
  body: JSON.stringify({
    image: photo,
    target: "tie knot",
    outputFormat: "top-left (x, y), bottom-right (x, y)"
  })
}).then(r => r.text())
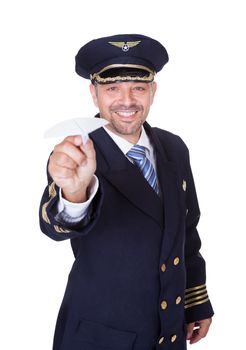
top-left (127, 145), bottom-right (146, 162)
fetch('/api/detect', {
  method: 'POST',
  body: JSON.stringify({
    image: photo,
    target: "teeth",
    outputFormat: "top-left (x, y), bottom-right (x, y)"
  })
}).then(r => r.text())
top-left (116, 111), bottom-right (136, 117)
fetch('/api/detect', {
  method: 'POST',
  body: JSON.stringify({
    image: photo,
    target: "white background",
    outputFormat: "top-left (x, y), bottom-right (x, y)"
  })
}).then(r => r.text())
top-left (0, 0), bottom-right (245, 349)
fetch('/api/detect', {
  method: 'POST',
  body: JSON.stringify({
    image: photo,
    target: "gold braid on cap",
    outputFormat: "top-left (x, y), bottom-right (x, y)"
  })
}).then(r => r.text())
top-left (90, 64), bottom-right (156, 83)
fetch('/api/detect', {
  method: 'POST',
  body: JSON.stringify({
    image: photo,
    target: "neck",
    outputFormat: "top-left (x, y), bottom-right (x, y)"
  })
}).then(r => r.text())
top-left (105, 125), bottom-right (141, 144)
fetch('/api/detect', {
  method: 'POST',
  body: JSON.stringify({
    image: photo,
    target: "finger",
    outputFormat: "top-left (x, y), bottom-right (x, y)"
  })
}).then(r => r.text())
top-left (186, 323), bottom-right (195, 340)
top-left (198, 319), bottom-right (212, 338)
top-left (80, 138), bottom-right (96, 163)
top-left (51, 152), bottom-right (79, 170)
top-left (64, 135), bottom-right (83, 147)
top-left (54, 140), bottom-right (85, 166)
top-left (189, 319), bottom-right (211, 344)
top-left (48, 153), bottom-right (77, 179)
top-left (50, 164), bottom-right (75, 180)
top-left (189, 328), bottom-right (202, 344)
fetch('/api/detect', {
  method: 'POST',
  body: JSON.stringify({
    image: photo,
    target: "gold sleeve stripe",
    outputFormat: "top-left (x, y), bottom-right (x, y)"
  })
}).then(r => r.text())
top-left (42, 183), bottom-right (71, 233)
top-left (48, 181), bottom-right (57, 197)
top-left (185, 293), bottom-right (208, 305)
top-left (54, 225), bottom-right (71, 234)
top-left (41, 182), bottom-right (57, 224)
top-left (185, 284), bottom-right (206, 293)
top-left (42, 202), bottom-right (51, 224)
top-left (184, 297), bottom-right (209, 309)
top-left (184, 288), bottom-right (207, 299)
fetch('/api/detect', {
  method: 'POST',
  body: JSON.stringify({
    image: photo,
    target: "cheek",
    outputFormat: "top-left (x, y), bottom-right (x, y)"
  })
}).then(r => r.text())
top-left (97, 99), bottom-right (113, 117)
top-left (101, 99), bottom-right (116, 112)
top-left (142, 98), bottom-right (152, 111)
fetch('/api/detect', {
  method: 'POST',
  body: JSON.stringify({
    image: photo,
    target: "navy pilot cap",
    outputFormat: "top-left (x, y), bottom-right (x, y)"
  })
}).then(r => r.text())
top-left (75, 34), bottom-right (169, 84)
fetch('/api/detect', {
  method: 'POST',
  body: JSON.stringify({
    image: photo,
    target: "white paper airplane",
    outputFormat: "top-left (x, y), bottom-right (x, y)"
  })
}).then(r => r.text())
top-left (44, 117), bottom-right (109, 144)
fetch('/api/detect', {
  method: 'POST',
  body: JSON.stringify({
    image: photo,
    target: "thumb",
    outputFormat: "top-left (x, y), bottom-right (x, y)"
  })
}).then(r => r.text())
top-left (80, 138), bottom-right (96, 164)
top-left (186, 322), bottom-right (195, 340)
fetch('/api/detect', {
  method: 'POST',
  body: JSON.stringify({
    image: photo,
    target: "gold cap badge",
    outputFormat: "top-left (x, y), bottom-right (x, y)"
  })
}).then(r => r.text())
top-left (108, 41), bottom-right (141, 52)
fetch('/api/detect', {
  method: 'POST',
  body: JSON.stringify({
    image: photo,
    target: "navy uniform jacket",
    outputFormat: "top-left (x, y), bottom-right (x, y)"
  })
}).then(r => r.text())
top-left (39, 121), bottom-right (214, 350)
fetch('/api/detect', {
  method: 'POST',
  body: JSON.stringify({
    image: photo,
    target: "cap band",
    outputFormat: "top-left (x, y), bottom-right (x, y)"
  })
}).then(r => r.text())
top-left (90, 63), bottom-right (156, 83)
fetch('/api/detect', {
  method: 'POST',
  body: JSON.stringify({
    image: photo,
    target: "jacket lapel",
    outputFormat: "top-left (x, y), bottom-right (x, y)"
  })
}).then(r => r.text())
top-left (90, 127), bottom-right (164, 227)
top-left (147, 125), bottom-right (183, 259)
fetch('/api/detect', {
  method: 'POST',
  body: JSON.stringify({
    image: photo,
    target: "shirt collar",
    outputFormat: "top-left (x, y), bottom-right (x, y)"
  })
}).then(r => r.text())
top-left (103, 126), bottom-right (151, 156)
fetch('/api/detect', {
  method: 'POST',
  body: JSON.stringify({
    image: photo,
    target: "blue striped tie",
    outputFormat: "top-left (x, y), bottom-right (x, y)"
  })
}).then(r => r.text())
top-left (127, 145), bottom-right (159, 194)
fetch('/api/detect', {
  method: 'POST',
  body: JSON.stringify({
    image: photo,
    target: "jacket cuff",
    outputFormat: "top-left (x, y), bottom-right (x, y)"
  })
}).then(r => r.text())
top-left (184, 284), bottom-right (214, 323)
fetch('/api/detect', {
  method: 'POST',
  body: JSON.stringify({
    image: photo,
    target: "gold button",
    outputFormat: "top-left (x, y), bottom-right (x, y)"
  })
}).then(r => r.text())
top-left (161, 263), bottom-right (166, 272)
top-left (161, 300), bottom-right (168, 310)
top-left (171, 334), bottom-right (177, 343)
top-left (158, 336), bottom-right (165, 344)
top-left (174, 257), bottom-right (180, 265)
top-left (176, 296), bottom-right (182, 304)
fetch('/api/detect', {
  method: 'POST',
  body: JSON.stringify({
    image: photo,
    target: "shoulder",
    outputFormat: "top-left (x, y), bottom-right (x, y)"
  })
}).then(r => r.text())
top-left (152, 127), bottom-right (189, 161)
top-left (153, 127), bottom-right (187, 147)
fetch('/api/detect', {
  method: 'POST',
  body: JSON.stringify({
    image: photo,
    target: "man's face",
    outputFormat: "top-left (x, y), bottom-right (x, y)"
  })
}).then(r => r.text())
top-left (90, 81), bottom-right (157, 143)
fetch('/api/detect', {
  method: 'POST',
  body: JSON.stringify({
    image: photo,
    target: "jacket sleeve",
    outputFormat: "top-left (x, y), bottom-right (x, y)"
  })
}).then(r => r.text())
top-left (184, 151), bottom-right (214, 323)
top-left (39, 170), bottom-right (103, 242)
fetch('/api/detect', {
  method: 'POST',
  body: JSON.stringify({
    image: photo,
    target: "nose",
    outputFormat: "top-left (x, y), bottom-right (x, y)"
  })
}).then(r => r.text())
top-left (118, 87), bottom-right (135, 106)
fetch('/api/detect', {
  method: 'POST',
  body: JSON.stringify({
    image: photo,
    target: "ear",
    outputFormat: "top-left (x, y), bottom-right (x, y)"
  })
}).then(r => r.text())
top-left (150, 81), bottom-right (157, 104)
top-left (89, 83), bottom-right (99, 107)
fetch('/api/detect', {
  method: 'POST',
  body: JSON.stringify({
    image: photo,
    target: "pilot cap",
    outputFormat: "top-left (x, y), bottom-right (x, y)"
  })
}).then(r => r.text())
top-left (75, 34), bottom-right (169, 84)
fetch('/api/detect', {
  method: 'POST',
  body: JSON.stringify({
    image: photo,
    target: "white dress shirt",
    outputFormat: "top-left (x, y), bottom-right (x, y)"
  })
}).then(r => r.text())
top-left (57, 126), bottom-right (158, 222)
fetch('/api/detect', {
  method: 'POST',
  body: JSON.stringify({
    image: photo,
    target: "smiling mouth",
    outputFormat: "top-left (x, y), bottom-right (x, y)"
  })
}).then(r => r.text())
top-left (114, 111), bottom-right (138, 117)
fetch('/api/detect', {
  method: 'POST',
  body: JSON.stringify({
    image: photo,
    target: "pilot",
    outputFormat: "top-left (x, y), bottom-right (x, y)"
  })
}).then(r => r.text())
top-left (40, 34), bottom-right (214, 350)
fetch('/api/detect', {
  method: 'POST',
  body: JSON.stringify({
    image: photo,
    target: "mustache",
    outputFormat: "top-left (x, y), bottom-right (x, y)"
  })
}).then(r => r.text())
top-left (110, 104), bottom-right (143, 112)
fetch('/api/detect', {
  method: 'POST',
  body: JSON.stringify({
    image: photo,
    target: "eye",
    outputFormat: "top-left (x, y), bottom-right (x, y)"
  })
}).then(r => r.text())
top-left (133, 86), bottom-right (146, 91)
top-left (107, 86), bottom-right (118, 92)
